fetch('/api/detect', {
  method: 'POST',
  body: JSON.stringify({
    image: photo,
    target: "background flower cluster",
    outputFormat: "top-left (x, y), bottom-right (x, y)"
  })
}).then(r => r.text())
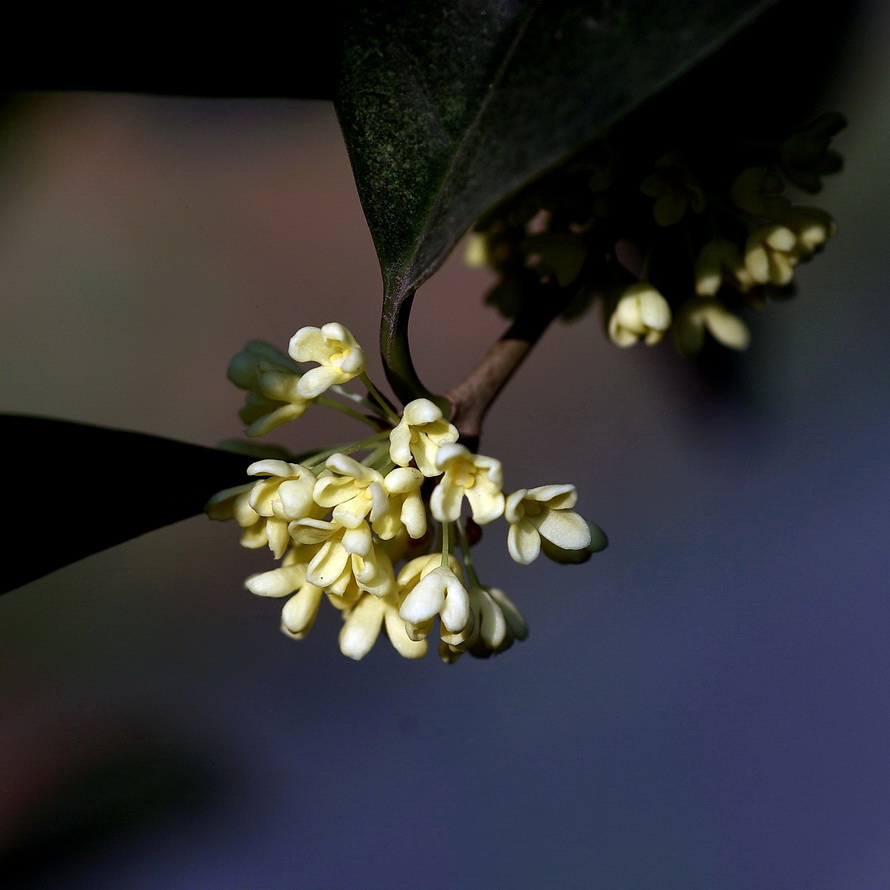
top-left (468, 112), bottom-right (844, 359)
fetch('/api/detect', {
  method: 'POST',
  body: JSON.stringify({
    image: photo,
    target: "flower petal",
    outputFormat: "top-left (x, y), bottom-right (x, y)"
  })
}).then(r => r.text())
top-left (280, 584), bottom-right (324, 638)
top-left (534, 508), bottom-right (592, 551)
top-left (245, 563), bottom-right (305, 597)
top-left (297, 365), bottom-right (340, 399)
top-left (383, 604), bottom-right (428, 659)
top-left (399, 567), bottom-right (447, 626)
top-left (339, 595), bottom-right (385, 660)
top-left (507, 518), bottom-right (541, 565)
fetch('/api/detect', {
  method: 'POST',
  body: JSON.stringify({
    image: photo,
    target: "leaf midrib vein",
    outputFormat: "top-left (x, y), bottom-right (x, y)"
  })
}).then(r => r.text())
top-left (392, 0), bottom-right (545, 295)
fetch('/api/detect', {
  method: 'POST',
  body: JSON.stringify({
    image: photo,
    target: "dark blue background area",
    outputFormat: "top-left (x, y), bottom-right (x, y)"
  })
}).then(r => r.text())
top-left (1, 12), bottom-right (889, 887)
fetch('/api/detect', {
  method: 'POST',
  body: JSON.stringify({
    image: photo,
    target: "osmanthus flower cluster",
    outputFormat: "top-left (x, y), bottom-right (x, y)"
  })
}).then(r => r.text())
top-left (467, 112), bottom-right (845, 359)
top-left (206, 324), bottom-right (606, 663)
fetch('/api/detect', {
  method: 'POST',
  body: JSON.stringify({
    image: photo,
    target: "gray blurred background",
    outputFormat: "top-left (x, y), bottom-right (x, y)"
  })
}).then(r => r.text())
top-left (1, 8), bottom-right (889, 888)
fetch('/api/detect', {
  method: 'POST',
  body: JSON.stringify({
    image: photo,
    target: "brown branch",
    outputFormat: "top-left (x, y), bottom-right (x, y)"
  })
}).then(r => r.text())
top-left (445, 281), bottom-right (572, 441)
top-left (446, 338), bottom-right (533, 440)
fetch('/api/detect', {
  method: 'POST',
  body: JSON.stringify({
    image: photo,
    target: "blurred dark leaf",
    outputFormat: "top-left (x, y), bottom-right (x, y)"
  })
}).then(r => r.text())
top-left (1, 415), bottom-right (253, 595)
top-left (0, 736), bottom-right (225, 885)
top-left (335, 0), bottom-right (779, 316)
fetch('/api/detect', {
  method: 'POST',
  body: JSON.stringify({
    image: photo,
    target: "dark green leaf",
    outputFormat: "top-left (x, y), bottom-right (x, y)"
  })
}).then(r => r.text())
top-left (335, 0), bottom-right (779, 395)
top-left (1, 416), bottom-right (254, 594)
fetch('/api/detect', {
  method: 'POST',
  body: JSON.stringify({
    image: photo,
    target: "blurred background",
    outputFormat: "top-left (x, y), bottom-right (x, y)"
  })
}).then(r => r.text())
top-left (1, 6), bottom-right (889, 888)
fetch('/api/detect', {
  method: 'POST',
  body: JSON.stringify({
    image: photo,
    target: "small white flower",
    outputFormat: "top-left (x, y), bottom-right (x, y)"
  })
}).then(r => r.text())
top-left (228, 341), bottom-right (309, 437)
top-left (776, 206), bottom-right (837, 258)
top-left (694, 240), bottom-right (755, 297)
top-left (389, 398), bottom-right (459, 477)
top-left (430, 443), bottom-right (505, 525)
top-left (338, 593), bottom-right (427, 660)
top-left (370, 467), bottom-right (427, 541)
top-left (280, 583), bottom-right (325, 640)
top-left (247, 460), bottom-right (317, 521)
top-left (674, 298), bottom-right (751, 356)
top-left (288, 323), bottom-right (367, 398)
top-left (290, 517), bottom-right (397, 599)
top-left (463, 232), bottom-right (489, 269)
top-left (313, 453), bottom-right (384, 529)
top-left (744, 225), bottom-right (798, 286)
top-left (539, 521), bottom-right (609, 564)
top-left (608, 282), bottom-right (672, 347)
top-left (399, 563), bottom-right (470, 638)
top-left (440, 585), bottom-right (529, 662)
top-left (205, 483), bottom-right (265, 549)
top-left (487, 587), bottom-right (529, 642)
top-left (440, 586), bottom-right (494, 654)
top-left (505, 485), bottom-right (591, 565)
top-left (245, 555), bottom-right (306, 598)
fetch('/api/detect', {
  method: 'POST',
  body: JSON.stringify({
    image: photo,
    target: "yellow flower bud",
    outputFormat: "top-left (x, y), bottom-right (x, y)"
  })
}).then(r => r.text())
top-left (608, 282), bottom-right (672, 347)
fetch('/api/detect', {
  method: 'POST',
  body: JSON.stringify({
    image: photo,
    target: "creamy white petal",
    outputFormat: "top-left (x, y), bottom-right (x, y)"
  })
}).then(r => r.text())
top-left (245, 563), bottom-right (305, 597)
top-left (475, 588), bottom-right (508, 650)
top-left (297, 365), bottom-right (340, 399)
top-left (440, 571), bottom-right (471, 633)
top-left (307, 540), bottom-right (349, 588)
top-left (534, 508), bottom-right (592, 551)
top-left (280, 584), bottom-right (324, 638)
top-left (507, 518), bottom-right (541, 565)
top-left (338, 595), bottom-right (385, 660)
top-left (399, 567), bottom-right (448, 625)
top-left (382, 604), bottom-right (428, 658)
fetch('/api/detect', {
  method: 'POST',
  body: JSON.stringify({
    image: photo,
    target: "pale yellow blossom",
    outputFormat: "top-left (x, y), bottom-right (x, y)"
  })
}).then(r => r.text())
top-left (440, 585), bottom-right (528, 662)
top-left (399, 564), bottom-right (471, 639)
top-left (351, 541), bottom-right (398, 599)
top-left (505, 485), bottom-right (591, 565)
top-left (290, 517), bottom-right (396, 599)
top-left (389, 398), bottom-right (459, 476)
top-left (488, 587), bottom-right (529, 642)
top-left (371, 467), bottom-right (427, 541)
top-left (540, 521), bottom-right (609, 564)
top-left (243, 547), bottom-right (326, 640)
top-left (288, 322), bottom-right (367, 398)
top-left (430, 443), bottom-right (505, 524)
top-left (395, 558), bottom-right (436, 641)
top-left (744, 224), bottom-right (799, 286)
top-left (205, 481), bottom-right (256, 525)
top-left (205, 480), bottom-right (290, 557)
top-left (237, 460), bottom-right (320, 558)
top-left (674, 298), bottom-right (751, 356)
top-left (244, 544), bottom-right (315, 597)
top-left (291, 518), bottom-right (368, 588)
top-left (694, 240), bottom-right (755, 297)
top-left (776, 206), bottom-right (837, 258)
top-left (339, 593), bottom-right (427, 660)
top-left (463, 232), bottom-right (489, 268)
top-left (228, 341), bottom-right (310, 436)
top-left (281, 583), bottom-right (326, 639)
top-left (608, 282), bottom-right (672, 347)
top-left (313, 453), bottom-right (384, 529)
top-left (205, 482), bottom-right (271, 550)
top-left (247, 460), bottom-right (317, 521)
